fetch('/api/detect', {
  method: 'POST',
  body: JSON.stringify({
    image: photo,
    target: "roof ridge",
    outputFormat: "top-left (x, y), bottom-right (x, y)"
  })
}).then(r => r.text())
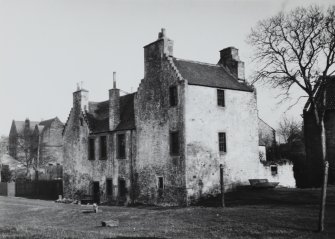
top-left (173, 57), bottom-right (221, 68)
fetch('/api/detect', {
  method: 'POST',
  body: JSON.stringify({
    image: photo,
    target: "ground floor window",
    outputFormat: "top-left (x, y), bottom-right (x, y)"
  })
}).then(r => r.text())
top-left (271, 165), bottom-right (278, 176)
top-left (106, 178), bottom-right (113, 197)
top-left (157, 176), bottom-right (164, 197)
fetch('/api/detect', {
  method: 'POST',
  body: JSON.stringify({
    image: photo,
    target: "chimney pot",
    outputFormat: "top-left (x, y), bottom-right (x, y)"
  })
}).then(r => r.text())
top-left (113, 72), bottom-right (116, 89)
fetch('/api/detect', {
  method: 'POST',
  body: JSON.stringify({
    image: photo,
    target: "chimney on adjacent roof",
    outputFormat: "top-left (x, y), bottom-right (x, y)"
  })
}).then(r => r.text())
top-left (109, 72), bottom-right (120, 131)
top-left (218, 47), bottom-right (245, 82)
top-left (143, 28), bottom-right (174, 77)
top-left (73, 83), bottom-right (89, 112)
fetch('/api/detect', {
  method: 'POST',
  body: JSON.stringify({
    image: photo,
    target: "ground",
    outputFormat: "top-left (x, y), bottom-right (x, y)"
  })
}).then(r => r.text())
top-left (0, 187), bottom-right (335, 239)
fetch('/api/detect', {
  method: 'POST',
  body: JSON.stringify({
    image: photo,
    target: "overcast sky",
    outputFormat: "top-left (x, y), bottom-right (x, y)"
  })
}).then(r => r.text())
top-left (0, 0), bottom-right (333, 136)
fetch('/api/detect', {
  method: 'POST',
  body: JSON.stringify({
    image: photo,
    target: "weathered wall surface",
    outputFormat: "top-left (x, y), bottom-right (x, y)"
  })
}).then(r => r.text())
top-left (40, 119), bottom-right (64, 165)
top-left (184, 85), bottom-right (260, 203)
top-left (63, 90), bottom-right (135, 204)
top-left (135, 39), bottom-right (186, 206)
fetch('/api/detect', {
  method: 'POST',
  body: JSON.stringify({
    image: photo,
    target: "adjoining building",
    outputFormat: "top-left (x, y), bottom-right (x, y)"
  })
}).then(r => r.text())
top-left (303, 76), bottom-right (335, 186)
top-left (62, 29), bottom-right (295, 206)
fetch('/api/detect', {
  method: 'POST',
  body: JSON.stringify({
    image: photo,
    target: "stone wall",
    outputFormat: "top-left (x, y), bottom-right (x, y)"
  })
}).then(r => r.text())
top-left (184, 85), bottom-right (260, 203)
top-left (39, 118), bottom-right (64, 165)
top-left (63, 89), bottom-right (136, 204)
top-left (257, 162), bottom-right (295, 187)
top-left (135, 38), bottom-right (186, 206)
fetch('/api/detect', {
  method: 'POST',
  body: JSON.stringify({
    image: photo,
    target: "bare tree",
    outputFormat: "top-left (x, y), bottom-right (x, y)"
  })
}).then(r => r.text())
top-left (14, 128), bottom-right (38, 177)
top-left (0, 136), bottom-right (8, 158)
top-left (248, 5), bottom-right (335, 232)
top-left (277, 116), bottom-right (302, 144)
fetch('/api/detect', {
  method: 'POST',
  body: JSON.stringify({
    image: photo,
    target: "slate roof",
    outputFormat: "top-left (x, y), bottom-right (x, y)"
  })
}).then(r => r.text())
top-left (85, 93), bottom-right (136, 133)
top-left (172, 58), bottom-right (253, 92)
top-left (304, 76), bottom-right (335, 111)
top-left (39, 118), bottom-right (57, 128)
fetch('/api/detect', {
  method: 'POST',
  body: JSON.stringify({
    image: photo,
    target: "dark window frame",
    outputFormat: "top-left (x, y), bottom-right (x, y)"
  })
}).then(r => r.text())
top-left (117, 133), bottom-right (126, 159)
top-left (100, 135), bottom-right (107, 160)
top-left (170, 131), bottom-right (180, 156)
top-left (217, 89), bottom-right (225, 107)
top-left (88, 137), bottom-right (95, 160)
top-left (271, 165), bottom-right (278, 176)
top-left (169, 86), bottom-right (178, 107)
top-left (157, 176), bottom-right (164, 197)
top-left (218, 132), bottom-right (227, 153)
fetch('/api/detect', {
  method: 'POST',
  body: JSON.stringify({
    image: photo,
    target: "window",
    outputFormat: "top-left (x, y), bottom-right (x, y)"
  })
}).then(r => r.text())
top-left (217, 89), bottom-right (225, 107)
top-left (218, 132), bottom-right (226, 153)
top-left (106, 179), bottom-right (113, 197)
top-left (271, 165), bottom-right (278, 176)
top-left (100, 136), bottom-right (107, 160)
top-left (89, 138), bottom-right (95, 160)
top-left (170, 131), bottom-right (180, 156)
top-left (117, 134), bottom-right (126, 159)
top-left (169, 86), bottom-right (178, 107)
top-left (158, 176), bottom-right (164, 197)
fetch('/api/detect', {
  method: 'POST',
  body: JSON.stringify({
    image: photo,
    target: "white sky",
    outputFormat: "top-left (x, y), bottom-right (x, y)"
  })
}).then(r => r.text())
top-left (0, 0), bottom-right (333, 136)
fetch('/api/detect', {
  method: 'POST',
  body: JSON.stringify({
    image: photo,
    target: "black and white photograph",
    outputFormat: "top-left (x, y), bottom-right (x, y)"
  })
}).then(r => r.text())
top-left (0, 0), bottom-right (334, 238)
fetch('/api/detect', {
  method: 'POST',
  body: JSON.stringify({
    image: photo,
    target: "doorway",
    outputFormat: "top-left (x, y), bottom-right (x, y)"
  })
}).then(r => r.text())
top-left (93, 181), bottom-right (100, 204)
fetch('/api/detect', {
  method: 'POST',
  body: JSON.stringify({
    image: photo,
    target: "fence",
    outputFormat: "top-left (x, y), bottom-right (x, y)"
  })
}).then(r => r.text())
top-left (15, 180), bottom-right (63, 200)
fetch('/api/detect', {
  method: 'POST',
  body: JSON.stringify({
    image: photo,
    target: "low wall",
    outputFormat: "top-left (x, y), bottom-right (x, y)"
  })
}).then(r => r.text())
top-left (257, 162), bottom-right (296, 188)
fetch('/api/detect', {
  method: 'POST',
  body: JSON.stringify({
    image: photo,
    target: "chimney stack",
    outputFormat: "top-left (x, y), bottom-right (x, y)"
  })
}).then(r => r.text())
top-left (143, 28), bottom-right (174, 77)
top-left (218, 47), bottom-right (245, 81)
top-left (73, 84), bottom-right (89, 112)
top-left (109, 72), bottom-right (120, 130)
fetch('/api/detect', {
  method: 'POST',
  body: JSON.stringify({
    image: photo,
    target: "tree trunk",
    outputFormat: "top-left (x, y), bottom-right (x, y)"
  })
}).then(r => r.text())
top-left (318, 118), bottom-right (328, 232)
top-left (220, 164), bottom-right (225, 208)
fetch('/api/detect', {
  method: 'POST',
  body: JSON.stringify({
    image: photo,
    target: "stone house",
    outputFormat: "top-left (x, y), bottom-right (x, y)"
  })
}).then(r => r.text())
top-left (303, 76), bottom-right (335, 185)
top-left (62, 78), bottom-right (136, 204)
top-left (8, 118), bottom-right (64, 178)
top-left (62, 29), bottom-right (295, 206)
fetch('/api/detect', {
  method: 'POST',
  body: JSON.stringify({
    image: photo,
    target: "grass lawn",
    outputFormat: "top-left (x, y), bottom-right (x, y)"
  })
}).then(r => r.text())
top-left (0, 187), bottom-right (335, 239)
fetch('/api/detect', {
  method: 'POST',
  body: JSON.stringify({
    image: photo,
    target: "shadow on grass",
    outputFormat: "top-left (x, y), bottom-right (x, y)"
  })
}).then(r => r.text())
top-left (105, 237), bottom-right (166, 239)
top-left (82, 210), bottom-right (95, 214)
top-left (194, 187), bottom-right (335, 208)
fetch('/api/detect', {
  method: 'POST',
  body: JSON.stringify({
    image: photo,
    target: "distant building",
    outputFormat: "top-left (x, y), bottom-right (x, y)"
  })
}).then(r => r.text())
top-left (303, 76), bottom-right (335, 185)
top-left (8, 118), bottom-right (64, 178)
top-left (258, 118), bottom-right (276, 161)
top-left (62, 29), bottom-right (295, 206)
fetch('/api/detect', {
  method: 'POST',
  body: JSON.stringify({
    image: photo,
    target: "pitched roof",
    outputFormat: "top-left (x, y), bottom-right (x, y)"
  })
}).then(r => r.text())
top-left (115, 93), bottom-right (136, 131)
top-left (39, 118), bottom-right (56, 128)
top-left (172, 58), bottom-right (253, 92)
top-left (13, 120), bottom-right (39, 134)
top-left (85, 93), bottom-right (136, 133)
top-left (304, 76), bottom-right (335, 111)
